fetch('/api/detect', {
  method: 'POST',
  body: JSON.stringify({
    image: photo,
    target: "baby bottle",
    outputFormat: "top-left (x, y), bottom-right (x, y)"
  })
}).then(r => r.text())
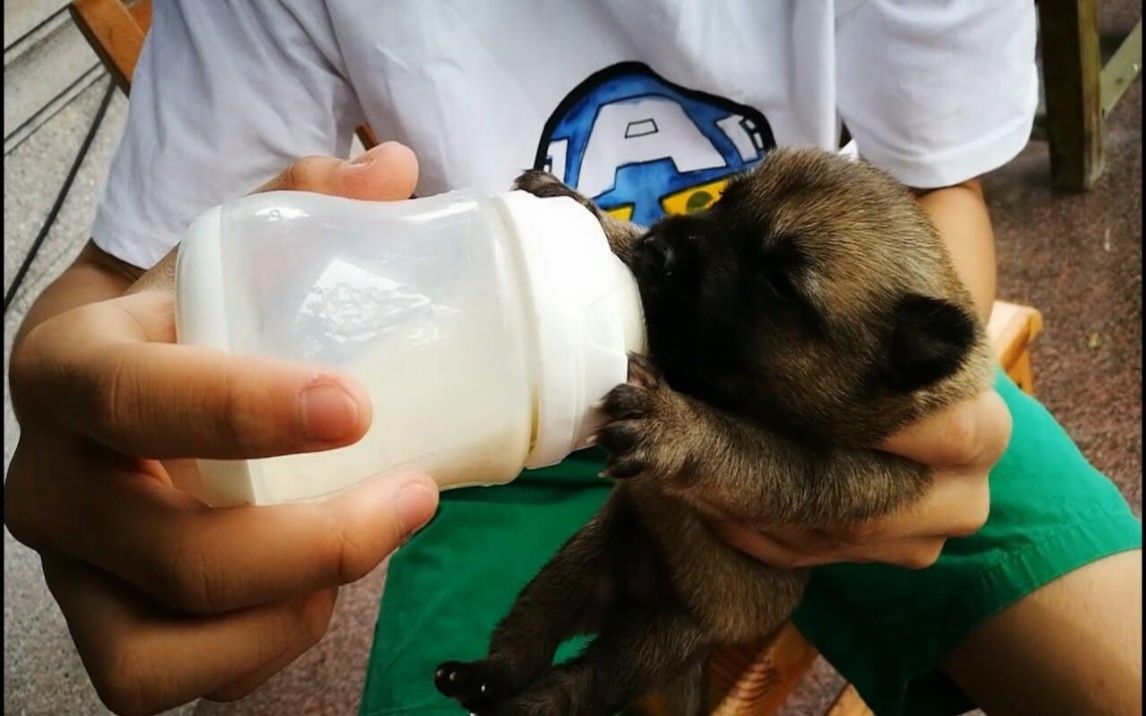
top-left (174, 188), bottom-right (645, 506)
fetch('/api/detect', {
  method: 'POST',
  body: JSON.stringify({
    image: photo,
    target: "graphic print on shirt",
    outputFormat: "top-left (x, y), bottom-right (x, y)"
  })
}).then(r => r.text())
top-left (534, 62), bottom-right (776, 226)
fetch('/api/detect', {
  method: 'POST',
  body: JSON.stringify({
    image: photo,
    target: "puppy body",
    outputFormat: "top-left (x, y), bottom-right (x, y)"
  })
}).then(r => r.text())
top-left (628, 483), bottom-right (807, 643)
top-left (435, 149), bottom-right (994, 715)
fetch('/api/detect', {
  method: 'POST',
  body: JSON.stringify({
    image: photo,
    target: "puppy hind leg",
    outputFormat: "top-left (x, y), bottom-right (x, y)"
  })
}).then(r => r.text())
top-left (655, 662), bottom-right (708, 716)
top-left (434, 517), bottom-right (619, 712)
top-left (494, 608), bottom-right (711, 716)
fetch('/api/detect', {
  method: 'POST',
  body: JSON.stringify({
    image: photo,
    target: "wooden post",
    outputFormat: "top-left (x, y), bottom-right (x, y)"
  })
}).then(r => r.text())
top-left (1037, 0), bottom-right (1104, 191)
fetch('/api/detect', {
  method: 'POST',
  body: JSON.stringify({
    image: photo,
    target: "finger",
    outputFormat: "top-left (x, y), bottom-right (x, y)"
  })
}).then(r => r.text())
top-left (15, 299), bottom-right (371, 459)
top-left (760, 525), bottom-right (851, 557)
top-left (763, 526), bottom-right (948, 570)
top-left (850, 535), bottom-right (946, 569)
top-left (879, 390), bottom-right (1012, 468)
top-left (84, 343), bottom-right (369, 459)
top-left (43, 555), bottom-right (337, 716)
top-left (707, 520), bottom-right (832, 569)
top-left (256, 141), bottom-right (419, 199)
top-left (711, 519), bottom-right (948, 570)
top-left (685, 468), bottom-right (985, 561)
top-left (29, 460), bottom-right (437, 615)
top-left (204, 637), bottom-right (317, 703)
top-left (127, 142), bottom-right (418, 299)
top-left (818, 466), bottom-right (992, 544)
top-left (689, 499), bottom-right (827, 568)
top-left (204, 588), bottom-right (340, 702)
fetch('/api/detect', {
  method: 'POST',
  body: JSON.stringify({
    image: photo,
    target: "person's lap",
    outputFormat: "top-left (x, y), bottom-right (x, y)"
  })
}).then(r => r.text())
top-left (358, 371), bottom-right (1142, 715)
top-left (788, 371), bottom-right (1141, 714)
top-left (942, 549), bottom-right (1141, 716)
top-left (359, 454), bottom-right (608, 715)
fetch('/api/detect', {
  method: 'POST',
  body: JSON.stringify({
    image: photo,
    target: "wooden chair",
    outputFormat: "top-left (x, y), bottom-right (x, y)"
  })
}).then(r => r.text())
top-left (69, 2), bottom-right (1046, 713)
top-left (1035, 0), bottom-right (1142, 191)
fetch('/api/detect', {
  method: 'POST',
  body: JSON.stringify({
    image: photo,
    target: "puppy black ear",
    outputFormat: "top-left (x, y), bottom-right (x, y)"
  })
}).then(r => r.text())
top-left (885, 294), bottom-right (976, 392)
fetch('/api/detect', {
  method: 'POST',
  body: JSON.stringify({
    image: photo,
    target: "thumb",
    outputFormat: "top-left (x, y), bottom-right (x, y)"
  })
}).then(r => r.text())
top-left (372, 473), bottom-right (441, 551)
top-left (256, 141), bottom-right (420, 200)
top-left (878, 390), bottom-right (1011, 468)
top-left (317, 473), bottom-right (441, 586)
top-left (129, 142), bottom-right (420, 294)
top-left (298, 471), bottom-right (439, 588)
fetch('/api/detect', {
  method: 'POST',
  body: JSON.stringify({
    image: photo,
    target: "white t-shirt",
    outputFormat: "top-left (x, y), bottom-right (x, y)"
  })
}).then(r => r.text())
top-left (92, 0), bottom-right (1038, 269)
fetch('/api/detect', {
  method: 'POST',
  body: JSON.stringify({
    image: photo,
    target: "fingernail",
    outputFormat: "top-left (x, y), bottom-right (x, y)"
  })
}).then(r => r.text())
top-left (301, 381), bottom-right (360, 441)
top-left (393, 480), bottom-right (438, 534)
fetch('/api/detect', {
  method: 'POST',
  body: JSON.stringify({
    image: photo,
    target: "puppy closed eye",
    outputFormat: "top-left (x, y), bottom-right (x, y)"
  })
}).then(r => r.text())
top-left (755, 234), bottom-right (807, 304)
top-left (751, 238), bottom-right (827, 336)
top-left (760, 268), bottom-right (801, 303)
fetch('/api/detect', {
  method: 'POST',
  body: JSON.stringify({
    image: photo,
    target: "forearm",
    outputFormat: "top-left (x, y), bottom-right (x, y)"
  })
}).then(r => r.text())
top-left (15, 241), bottom-right (142, 346)
top-left (913, 179), bottom-right (997, 323)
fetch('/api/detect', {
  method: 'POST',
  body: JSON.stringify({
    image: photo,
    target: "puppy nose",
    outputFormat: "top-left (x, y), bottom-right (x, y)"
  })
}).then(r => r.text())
top-left (637, 232), bottom-right (676, 279)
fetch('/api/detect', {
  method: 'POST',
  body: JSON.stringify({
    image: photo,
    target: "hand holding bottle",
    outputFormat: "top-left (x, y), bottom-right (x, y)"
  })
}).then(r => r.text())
top-left (5, 143), bottom-right (439, 715)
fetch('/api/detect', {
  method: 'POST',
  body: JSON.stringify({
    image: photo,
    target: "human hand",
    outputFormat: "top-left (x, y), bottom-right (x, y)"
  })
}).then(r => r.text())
top-left (708, 390), bottom-right (1012, 569)
top-left (5, 142), bottom-right (436, 715)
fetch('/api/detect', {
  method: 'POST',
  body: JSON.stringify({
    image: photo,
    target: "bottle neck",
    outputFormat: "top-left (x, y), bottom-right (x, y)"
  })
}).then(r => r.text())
top-left (611, 254), bottom-right (647, 356)
top-left (493, 189), bottom-right (646, 468)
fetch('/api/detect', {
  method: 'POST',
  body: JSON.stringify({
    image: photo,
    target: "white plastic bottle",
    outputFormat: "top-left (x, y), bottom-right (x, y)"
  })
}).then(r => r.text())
top-left (174, 188), bottom-right (645, 507)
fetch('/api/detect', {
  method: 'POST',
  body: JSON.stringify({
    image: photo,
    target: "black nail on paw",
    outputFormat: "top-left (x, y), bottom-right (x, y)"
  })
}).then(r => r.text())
top-left (597, 426), bottom-right (637, 455)
top-left (434, 661), bottom-right (468, 698)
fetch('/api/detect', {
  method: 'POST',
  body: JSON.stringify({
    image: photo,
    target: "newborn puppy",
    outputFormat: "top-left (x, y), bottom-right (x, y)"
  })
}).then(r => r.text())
top-left (434, 148), bottom-right (995, 716)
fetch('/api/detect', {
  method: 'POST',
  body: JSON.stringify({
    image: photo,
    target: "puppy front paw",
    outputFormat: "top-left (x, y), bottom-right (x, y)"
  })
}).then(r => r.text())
top-left (597, 354), bottom-right (691, 480)
top-left (513, 170), bottom-right (599, 214)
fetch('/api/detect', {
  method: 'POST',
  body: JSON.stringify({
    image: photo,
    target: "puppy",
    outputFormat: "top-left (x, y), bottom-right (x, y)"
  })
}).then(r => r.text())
top-left (433, 147), bottom-right (995, 715)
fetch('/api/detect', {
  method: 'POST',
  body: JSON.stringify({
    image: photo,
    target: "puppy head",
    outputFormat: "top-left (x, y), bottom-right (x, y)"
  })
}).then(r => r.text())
top-left (630, 147), bottom-right (988, 442)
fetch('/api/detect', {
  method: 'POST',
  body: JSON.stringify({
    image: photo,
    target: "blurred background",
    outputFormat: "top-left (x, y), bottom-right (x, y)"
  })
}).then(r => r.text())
top-left (4, 1), bottom-right (1140, 714)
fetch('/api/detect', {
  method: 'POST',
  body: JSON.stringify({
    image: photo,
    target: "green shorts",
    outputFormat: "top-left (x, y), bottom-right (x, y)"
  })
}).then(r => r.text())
top-left (358, 370), bottom-right (1141, 715)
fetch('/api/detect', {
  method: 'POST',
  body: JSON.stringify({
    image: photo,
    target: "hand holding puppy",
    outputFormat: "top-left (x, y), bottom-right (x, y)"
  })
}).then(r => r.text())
top-left (709, 390), bottom-right (1012, 569)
